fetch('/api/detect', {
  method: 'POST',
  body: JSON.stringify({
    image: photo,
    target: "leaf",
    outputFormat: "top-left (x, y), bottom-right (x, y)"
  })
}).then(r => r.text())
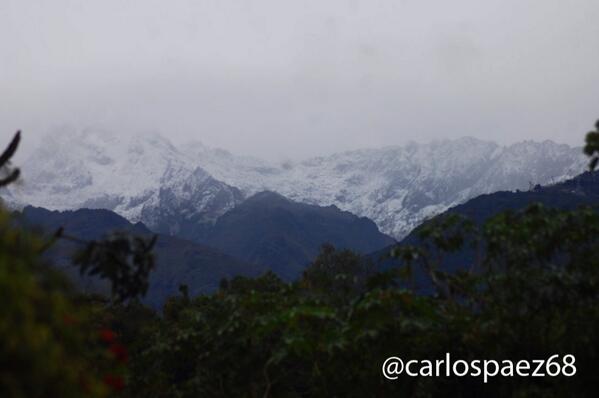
top-left (0, 130), bottom-right (20, 167)
top-left (0, 169), bottom-right (20, 187)
top-left (590, 156), bottom-right (598, 172)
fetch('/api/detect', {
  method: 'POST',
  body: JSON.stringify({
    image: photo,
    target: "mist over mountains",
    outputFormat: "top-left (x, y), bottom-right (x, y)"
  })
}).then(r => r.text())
top-left (5, 127), bottom-right (587, 239)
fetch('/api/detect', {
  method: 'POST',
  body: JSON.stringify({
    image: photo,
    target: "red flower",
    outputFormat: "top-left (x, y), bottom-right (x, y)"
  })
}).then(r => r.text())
top-left (103, 374), bottom-right (125, 391)
top-left (109, 343), bottom-right (129, 363)
top-left (99, 328), bottom-right (116, 343)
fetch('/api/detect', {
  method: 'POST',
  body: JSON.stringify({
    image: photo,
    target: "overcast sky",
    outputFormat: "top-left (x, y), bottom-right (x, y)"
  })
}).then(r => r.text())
top-left (1, 0), bottom-right (598, 161)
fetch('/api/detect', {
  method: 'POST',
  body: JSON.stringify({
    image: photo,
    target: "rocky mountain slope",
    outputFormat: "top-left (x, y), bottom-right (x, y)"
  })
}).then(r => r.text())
top-left (189, 137), bottom-right (587, 238)
top-left (5, 127), bottom-right (587, 239)
top-left (8, 127), bottom-right (243, 237)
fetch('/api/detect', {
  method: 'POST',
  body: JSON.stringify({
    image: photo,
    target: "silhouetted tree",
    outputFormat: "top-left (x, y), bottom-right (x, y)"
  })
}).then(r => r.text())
top-left (584, 120), bottom-right (599, 170)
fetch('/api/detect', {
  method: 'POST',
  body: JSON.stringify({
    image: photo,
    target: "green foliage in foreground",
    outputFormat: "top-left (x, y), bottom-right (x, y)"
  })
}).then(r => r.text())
top-left (0, 131), bottom-right (153, 398)
top-left (117, 204), bottom-right (599, 397)
top-left (0, 209), bottom-right (128, 398)
top-left (9, 201), bottom-right (599, 397)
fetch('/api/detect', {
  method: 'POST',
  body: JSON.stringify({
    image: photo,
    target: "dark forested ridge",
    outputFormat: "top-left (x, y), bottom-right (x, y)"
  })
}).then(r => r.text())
top-left (200, 190), bottom-right (395, 279)
top-left (18, 206), bottom-right (266, 307)
top-left (370, 170), bottom-right (599, 277)
top-left (16, 190), bottom-right (395, 303)
top-left (441, 170), bottom-right (599, 222)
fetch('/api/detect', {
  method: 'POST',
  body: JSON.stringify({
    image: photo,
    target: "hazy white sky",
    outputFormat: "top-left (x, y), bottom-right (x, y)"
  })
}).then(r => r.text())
top-left (1, 0), bottom-right (598, 160)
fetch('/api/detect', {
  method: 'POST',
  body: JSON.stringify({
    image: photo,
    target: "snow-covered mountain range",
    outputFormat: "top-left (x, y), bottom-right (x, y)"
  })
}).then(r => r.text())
top-left (3, 127), bottom-right (587, 239)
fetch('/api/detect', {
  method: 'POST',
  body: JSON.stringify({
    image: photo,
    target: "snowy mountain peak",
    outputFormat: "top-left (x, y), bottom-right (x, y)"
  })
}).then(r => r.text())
top-left (3, 128), bottom-right (588, 239)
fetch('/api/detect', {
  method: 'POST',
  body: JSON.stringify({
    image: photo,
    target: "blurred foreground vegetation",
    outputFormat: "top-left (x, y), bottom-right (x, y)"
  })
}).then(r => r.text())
top-left (1, 121), bottom-right (599, 397)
